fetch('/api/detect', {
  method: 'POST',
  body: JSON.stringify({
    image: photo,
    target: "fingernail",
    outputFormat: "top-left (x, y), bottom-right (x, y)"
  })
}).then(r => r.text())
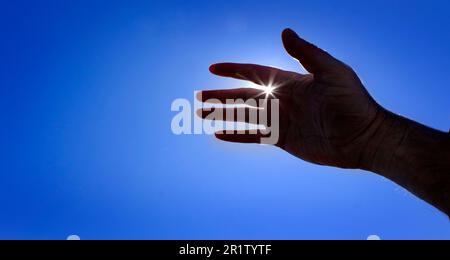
top-left (209, 64), bottom-right (217, 73)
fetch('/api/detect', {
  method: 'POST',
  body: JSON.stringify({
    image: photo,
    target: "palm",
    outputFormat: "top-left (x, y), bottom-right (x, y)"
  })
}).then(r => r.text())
top-left (279, 70), bottom-right (379, 168)
top-left (200, 29), bottom-right (381, 169)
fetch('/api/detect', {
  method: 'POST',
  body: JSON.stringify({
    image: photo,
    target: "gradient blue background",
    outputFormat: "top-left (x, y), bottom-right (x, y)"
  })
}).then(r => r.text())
top-left (1, 0), bottom-right (449, 240)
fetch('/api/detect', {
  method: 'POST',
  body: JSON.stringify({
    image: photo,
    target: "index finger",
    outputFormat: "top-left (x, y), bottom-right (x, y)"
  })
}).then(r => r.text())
top-left (210, 63), bottom-right (303, 86)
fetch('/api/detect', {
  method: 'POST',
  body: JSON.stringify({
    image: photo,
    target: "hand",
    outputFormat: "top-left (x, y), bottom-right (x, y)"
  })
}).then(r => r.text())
top-left (198, 28), bottom-right (450, 215)
top-left (199, 28), bottom-right (384, 169)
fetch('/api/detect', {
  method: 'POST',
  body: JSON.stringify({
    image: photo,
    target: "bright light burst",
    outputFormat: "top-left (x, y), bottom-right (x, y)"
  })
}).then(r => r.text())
top-left (263, 85), bottom-right (276, 96)
top-left (243, 69), bottom-right (280, 99)
top-left (253, 83), bottom-right (277, 99)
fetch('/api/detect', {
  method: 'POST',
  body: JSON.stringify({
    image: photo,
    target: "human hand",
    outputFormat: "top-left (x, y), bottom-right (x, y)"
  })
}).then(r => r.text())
top-left (199, 29), bottom-right (384, 169)
top-left (198, 28), bottom-right (450, 215)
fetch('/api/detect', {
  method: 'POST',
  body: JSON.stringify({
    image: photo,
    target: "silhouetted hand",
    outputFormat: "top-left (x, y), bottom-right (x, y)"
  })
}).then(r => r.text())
top-left (200, 29), bottom-right (382, 169)
top-left (199, 28), bottom-right (450, 215)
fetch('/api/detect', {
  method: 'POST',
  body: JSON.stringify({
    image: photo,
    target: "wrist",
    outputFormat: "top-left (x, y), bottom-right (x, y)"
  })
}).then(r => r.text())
top-left (358, 107), bottom-right (412, 177)
top-left (359, 107), bottom-right (450, 215)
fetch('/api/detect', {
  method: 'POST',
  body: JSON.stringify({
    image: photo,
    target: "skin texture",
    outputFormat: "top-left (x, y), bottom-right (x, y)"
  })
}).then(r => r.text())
top-left (199, 28), bottom-right (450, 216)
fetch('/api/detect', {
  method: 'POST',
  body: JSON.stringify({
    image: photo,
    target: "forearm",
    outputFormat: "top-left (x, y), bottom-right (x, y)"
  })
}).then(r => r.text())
top-left (360, 108), bottom-right (450, 215)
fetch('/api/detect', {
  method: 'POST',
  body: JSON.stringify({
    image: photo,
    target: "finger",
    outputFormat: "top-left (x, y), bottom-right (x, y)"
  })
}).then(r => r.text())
top-left (209, 63), bottom-right (302, 86)
top-left (282, 28), bottom-right (347, 74)
top-left (198, 88), bottom-right (267, 103)
top-left (215, 131), bottom-right (272, 144)
top-left (197, 107), bottom-right (262, 124)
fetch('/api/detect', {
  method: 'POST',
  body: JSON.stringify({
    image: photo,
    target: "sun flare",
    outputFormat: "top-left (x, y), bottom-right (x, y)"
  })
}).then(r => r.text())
top-left (264, 85), bottom-right (275, 96)
top-left (253, 83), bottom-right (277, 99)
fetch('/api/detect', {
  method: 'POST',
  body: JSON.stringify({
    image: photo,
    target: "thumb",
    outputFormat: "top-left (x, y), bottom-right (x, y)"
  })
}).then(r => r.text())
top-left (282, 28), bottom-right (344, 75)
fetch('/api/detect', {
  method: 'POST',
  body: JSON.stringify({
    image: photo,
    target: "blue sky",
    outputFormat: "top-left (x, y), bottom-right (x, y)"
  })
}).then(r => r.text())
top-left (1, 0), bottom-right (449, 239)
